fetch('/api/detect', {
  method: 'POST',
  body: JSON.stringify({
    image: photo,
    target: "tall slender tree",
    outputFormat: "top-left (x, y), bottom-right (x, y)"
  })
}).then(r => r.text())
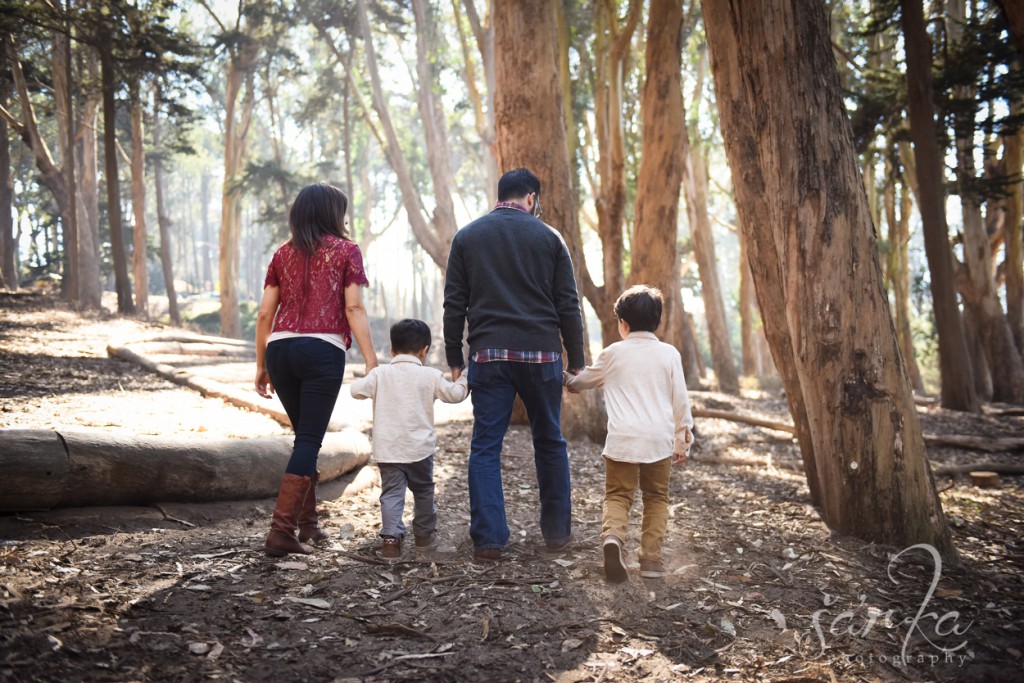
top-left (704, 0), bottom-right (956, 558)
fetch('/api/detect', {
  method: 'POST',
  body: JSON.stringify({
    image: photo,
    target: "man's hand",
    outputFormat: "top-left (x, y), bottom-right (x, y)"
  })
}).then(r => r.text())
top-left (255, 368), bottom-right (274, 399)
top-left (451, 366), bottom-right (463, 381)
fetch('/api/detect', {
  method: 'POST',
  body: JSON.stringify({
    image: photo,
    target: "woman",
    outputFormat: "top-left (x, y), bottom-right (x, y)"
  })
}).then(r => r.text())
top-left (256, 183), bottom-right (378, 556)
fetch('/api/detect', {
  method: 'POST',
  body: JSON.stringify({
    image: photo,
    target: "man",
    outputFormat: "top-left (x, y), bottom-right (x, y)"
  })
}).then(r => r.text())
top-left (444, 167), bottom-right (586, 562)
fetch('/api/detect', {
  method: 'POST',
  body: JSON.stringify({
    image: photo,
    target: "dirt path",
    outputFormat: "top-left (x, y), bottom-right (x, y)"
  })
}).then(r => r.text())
top-left (1, 291), bottom-right (1022, 682)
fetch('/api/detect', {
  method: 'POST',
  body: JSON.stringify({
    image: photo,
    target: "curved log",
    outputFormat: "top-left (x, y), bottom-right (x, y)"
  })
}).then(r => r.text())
top-left (0, 429), bottom-right (370, 511)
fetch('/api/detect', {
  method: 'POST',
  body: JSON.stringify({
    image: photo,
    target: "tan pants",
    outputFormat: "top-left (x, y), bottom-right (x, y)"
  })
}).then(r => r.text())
top-left (602, 456), bottom-right (672, 561)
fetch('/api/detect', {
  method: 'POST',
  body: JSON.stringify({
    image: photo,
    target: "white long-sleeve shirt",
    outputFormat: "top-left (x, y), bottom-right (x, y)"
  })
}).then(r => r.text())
top-left (350, 354), bottom-right (469, 463)
top-left (564, 332), bottom-right (693, 463)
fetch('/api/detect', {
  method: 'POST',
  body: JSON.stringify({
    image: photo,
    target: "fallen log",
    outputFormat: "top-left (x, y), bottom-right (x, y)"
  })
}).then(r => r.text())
top-left (692, 408), bottom-right (797, 434)
top-left (930, 462), bottom-right (1024, 477)
top-left (0, 429), bottom-right (370, 511)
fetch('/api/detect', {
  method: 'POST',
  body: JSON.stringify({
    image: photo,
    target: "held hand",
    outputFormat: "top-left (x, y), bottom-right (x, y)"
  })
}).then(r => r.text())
top-left (451, 366), bottom-right (463, 381)
top-left (255, 368), bottom-right (274, 398)
top-left (673, 451), bottom-right (688, 465)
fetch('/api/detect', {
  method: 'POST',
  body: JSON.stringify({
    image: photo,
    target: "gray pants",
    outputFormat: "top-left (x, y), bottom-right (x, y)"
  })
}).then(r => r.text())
top-left (378, 456), bottom-right (436, 540)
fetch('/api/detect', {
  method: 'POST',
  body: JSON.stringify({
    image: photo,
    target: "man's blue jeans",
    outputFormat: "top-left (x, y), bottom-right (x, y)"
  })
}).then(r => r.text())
top-left (466, 359), bottom-right (572, 549)
top-left (266, 337), bottom-right (345, 477)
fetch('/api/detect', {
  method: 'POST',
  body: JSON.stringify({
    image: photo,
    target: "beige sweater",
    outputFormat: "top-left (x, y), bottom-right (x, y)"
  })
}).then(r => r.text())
top-left (565, 332), bottom-right (693, 463)
top-left (351, 355), bottom-right (469, 463)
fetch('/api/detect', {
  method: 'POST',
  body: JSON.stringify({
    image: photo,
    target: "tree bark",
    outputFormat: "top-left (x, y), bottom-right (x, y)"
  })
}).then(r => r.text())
top-left (1003, 95), bottom-right (1024, 353)
top-left (458, 0), bottom-right (497, 204)
top-left (900, 0), bottom-right (977, 412)
top-left (53, 26), bottom-right (78, 304)
top-left (703, 0), bottom-right (957, 559)
top-left (153, 83), bottom-right (180, 326)
top-left (99, 38), bottom-right (134, 314)
top-left (0, 429), bottom-right (369, 511)
top-left (0, 87), bottom-right (15, 290)
top-left (76, 83), bottom-right (103, 311)
top-left (948, 0), bottom-right (1024, 404)
top-left (493, 0), bottom-right (606, 442)
top-left (130, 80), bottom-right (149, 317)
top-left (994, 0), bottom-right (1024, 56)
top-left (630, 0), bottom-right (690, 372)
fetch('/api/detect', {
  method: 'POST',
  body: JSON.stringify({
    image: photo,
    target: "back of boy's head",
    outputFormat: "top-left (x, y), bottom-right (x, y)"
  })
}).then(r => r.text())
top-left (614, 285), bottom-right (663, 332)
top-left (390, 319), bottom-right (432, 354)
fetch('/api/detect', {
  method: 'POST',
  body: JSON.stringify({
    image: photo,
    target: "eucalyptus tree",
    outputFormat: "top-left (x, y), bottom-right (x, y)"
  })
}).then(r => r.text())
top-left (704, 0), bottom-right (957, 558)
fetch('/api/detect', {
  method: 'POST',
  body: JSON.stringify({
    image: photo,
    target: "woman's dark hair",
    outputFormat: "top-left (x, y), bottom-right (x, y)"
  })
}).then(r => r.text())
top-left (497, 168), bottom-right (541, 201)
top-left (390, 319), bottom-right (432, 354)
top-left (614, 285), bottom-right (663, 333)
top-left (288, 183), bottom-right (350, 253)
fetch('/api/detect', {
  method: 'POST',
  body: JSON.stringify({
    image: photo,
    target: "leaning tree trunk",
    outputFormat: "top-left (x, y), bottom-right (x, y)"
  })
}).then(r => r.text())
top-left (703, 0), bottom-right (957, 559)
top-left (100, 39), bottom-right (134, 314)
top-left (1005, 97), bottom-right (1024, 353)
top-left (630, 0), bottom-right (693, 378)
top-left (130, 80), bottom-right (149, 317)
top-left (900, 0), bottom-right (977, 412)
top-left (493, 0), bottom-right (606, 443)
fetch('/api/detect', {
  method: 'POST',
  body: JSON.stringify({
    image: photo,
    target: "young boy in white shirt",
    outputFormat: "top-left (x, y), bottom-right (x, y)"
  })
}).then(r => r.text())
top-left (564, 285), bottom-right (694, 582)
top-left (351, 319), bottom-right (469, 559)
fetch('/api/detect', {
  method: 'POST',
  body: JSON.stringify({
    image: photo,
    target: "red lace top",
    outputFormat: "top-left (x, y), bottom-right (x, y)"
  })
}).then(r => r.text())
top-left (263, 236), bottom-right (369, 348)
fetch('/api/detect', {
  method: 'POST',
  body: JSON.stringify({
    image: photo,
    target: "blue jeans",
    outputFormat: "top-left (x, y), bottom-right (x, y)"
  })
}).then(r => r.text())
top-left (265, 337), bottom-right (346, 477)
top-left (467, 359), bottom-right (572, 549)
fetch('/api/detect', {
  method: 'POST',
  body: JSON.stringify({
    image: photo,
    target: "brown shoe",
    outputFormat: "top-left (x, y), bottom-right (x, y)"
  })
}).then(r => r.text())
top-left (298, 471), bottom-right (330, 544)
top-left (639, 558), bottom-right (667, 579)
top-left (414, 533), bottom-right (437, 548)
top-left (603, 536), bottom-right (628, 583)
top-left (265, 474), bottom-right (315, 557)
top-left (545, 535), bottom-right (572, 553)
top-left (473, 547), bottom-right (502, 562)
top-left (380, 536), bottom-right (402, 559)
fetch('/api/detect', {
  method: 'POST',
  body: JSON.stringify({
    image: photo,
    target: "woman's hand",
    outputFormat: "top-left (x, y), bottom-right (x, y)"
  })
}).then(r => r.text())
top-left (255, 368), bottom-right (275, 398)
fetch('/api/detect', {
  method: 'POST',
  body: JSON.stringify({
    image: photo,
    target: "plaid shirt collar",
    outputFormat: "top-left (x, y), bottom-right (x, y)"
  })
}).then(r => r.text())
top-left (492, 200), bottom-right (531, 214)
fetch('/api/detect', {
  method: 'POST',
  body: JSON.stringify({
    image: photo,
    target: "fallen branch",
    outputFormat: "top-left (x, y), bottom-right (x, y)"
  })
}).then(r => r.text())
top-left (931, 462), bottom-right (1024, 477)
top-left (692, 408), bottom-right (796, 434)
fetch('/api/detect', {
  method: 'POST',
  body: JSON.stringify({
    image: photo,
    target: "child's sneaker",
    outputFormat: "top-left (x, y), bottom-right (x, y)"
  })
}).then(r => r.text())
top-left (380, 536), bottom-right (401, 559)
top-left (603, 536), bottom-right (628, 583)
top-left (639, 558), bottom-right (667, 579)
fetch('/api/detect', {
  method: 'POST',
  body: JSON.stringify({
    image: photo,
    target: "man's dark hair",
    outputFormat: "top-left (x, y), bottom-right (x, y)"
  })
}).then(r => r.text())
top-left (613, 285), bottom-right (663, 333)
top-left (289, 183), bottom-right (350, 254)
top-left (391, 319), bottom-right (432, 354)
top-left (497, 168), bottom-right (541, 201)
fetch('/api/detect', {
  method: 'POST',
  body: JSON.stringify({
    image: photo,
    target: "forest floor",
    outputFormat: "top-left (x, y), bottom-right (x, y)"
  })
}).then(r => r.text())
top-left (1, 289), bottom-right (1022, 683)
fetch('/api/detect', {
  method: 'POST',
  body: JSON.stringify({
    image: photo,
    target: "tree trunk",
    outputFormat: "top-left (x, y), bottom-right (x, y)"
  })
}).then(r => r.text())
top-left (100, 39), bottom-right (134, 314)
top-left (53, 27), bottom-right (78, 304)
top-left (885, 158), bottom-right (926, 393)
top-left (219, 48), bottom-right (257, 339)
top-left (200, 170), bottom-right (212, 290)
top-left (900, 0), bottom-right (977, 412)
top-left (153, 84), bottom-right (180, 326)
top-left (739, 231), bottom-right (755, 376)
top-left (411, 0), bottom-right (459, 261)
top-left (948, 0), bottom-right (1024, 404)
top-left (588, 0), bottom-right (642, 348)
top-left (995, 0), bottom-right (1024, 56)
top-left (76, 87), bottom-right (102, 310)
top-left (130, 80), bottom-right (149, 317)
top-left (703, 0), bottom-right (957, 559)
top-left (458, 0), bottom-right (497, 205)
top-left (0, 90), bottom-right (15, 290)
top-left (683, 130), bottom-right (740, 394)
top-left (354, 0), bottom-right (451, 270)
top-left (630, 0), bottom-right (689, 370)
top-left (1003, 96), bottom-right (1023, 353)
top-left (493, 0), bottom-right (606, 442)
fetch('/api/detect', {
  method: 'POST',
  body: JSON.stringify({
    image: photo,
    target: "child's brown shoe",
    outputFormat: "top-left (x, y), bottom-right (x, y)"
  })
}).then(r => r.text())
top-left (603, 536), bottom-right (628, 583)
top-left (639, 558), bottom-right (667, 579)
top-left (414, 533), bottom-right (437, 548)
top-left (380, 536), bottom-right (401, 559)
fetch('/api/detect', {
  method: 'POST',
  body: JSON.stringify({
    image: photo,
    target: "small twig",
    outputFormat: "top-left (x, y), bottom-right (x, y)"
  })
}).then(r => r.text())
top-left (152, 504), bottom-right (195, 528)
top-left (363, 651), bottom-right (455, 676)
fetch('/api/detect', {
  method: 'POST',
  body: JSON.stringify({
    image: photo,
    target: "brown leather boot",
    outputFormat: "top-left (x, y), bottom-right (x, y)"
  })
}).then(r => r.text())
top-left (265, 473), bottom-right (315, 557)
top-left (298, 471), bottom-right (330, 544)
